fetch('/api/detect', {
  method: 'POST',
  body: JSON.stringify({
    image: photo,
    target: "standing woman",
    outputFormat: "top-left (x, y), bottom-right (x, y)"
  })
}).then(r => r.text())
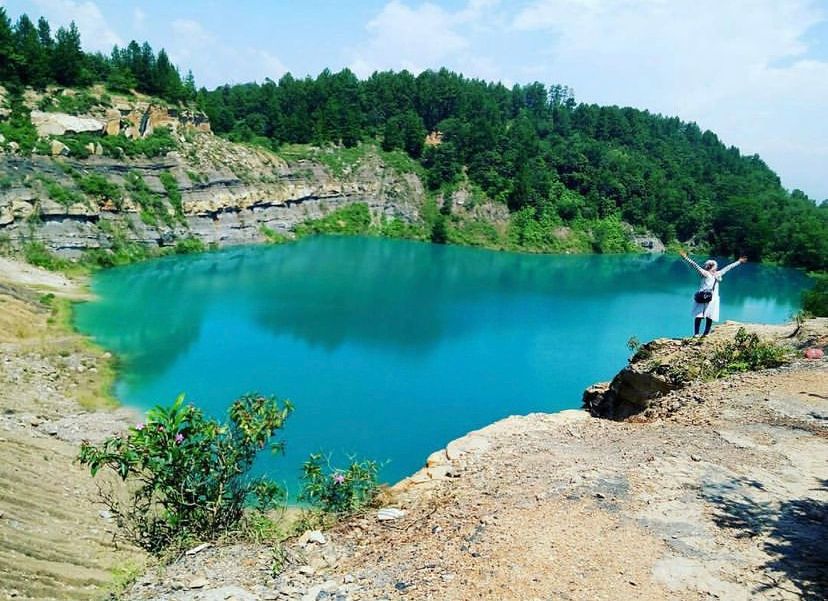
top-left (679, 250), bottom-right (747, 337)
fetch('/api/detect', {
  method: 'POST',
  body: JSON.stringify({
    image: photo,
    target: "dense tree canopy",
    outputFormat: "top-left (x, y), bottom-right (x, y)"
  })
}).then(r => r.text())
top-left (0, 8), bottom-right (193, 102)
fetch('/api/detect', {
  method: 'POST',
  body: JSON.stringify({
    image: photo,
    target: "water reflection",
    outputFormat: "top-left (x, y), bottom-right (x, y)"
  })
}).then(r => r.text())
top-left (75, 237), bottom-right (809, 380)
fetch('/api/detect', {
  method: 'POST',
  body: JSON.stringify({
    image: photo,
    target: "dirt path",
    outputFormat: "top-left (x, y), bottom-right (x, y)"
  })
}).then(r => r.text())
top-left (0, 259), bottom-right (141, 601)
top-left (125, 327), bottom-right (827, 601)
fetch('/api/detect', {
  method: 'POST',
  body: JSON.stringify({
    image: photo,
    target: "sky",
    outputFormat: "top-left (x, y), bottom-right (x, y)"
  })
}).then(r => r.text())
top-left (2, 0), bottom-right (827, 200)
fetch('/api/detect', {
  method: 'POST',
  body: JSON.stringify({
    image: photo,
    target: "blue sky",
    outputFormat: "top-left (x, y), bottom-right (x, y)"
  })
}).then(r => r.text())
top-left (3, 0), bottom-right (827, 200)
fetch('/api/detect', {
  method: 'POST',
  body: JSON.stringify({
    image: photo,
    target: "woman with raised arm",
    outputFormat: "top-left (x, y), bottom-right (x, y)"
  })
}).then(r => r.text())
top-left (679, 250), bottom-right (748, 337)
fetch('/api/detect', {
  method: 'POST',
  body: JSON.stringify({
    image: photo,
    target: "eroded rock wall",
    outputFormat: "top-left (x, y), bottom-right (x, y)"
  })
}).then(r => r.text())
top-left (0, 134), bottom-right (425, 257)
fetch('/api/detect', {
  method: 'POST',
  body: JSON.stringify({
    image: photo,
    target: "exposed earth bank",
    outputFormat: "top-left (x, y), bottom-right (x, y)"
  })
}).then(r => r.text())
top-left (125, 322), bottom-right (827, 601)
top-left (0, 258), bottom-right (141, 600)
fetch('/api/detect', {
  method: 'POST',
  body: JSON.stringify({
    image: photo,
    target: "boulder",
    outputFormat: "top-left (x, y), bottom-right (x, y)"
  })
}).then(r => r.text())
top-left (582, 382), bottom-right (611, 414)
top-left (0, 200), bottom-right (35, 226)
top-left (84, 142), bottom-right (96, 155)
top-left (612, 366), bottom-right (675, 406)
top-left (584, 339), bottom-right (684, 419)
top-left (31, 110), bottom-right (105, 137)
top-left (104, 108), bottom-right (121, 136)
top-left (632, 233), bottom-right (666, 253)
top-left (50, 140), bottom-right (69, 157)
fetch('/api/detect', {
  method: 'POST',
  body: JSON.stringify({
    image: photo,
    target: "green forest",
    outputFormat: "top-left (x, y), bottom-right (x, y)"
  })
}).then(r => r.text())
top-left (0, 9), bottom-right (194, 102)
top-left (1, 9), bottom-right (826, 271)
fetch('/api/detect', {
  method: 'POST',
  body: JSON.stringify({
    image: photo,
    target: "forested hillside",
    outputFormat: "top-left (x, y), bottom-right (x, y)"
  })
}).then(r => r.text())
top-left (1, 9), bottom-right (826, 270)
top-left (199, 72), bottom-right (827, 270)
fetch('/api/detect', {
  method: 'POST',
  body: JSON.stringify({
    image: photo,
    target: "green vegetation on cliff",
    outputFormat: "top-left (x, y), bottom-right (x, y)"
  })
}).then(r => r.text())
top-left (802, 275), bottom-right (828, 317)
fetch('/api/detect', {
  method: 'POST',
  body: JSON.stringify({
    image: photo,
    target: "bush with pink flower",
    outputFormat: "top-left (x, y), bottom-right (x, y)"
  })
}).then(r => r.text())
top-left (299, 453), bottom-right (380, 517)
top-left (78, 393), bottom-right (292, 553)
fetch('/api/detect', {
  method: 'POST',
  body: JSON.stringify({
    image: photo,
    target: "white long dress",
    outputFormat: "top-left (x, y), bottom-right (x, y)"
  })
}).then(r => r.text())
top-left (681, 256), bottom-right (742, 321)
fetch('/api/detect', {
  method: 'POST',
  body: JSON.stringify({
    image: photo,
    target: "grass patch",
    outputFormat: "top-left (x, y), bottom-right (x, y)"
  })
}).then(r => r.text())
top-left (125, 171), bottom-right (172, 227)
top-left (52, 127), bottom-right (177, 160)
top-left (23, 242), bottom-right (73, 271)
top-left (0, 97), bottom-right (39, 153)
top-left (45, 298), bottom-right (119, 410)
top-left (379, 216), bottom-right (428, 240)
top-left (186, 170), bottom-right (206, 184)
top-left (76, 173), bottom-right (123, 208)
top-left (447, 218), bottom-right (503, 248)
top-left (37, 90), bottom-right (103, 114)
top-left (294, 203), bottom-right (373, 237)
top-left (38, 175), bottom-right (85, 207)
top-left (173, 237), bottom-right (206, 254)
top-left (260, 225), bottom-right (291, 244)
top-left (378, 147), bottom-right (427, 179)
top-left (276, 143), bottom-right (370, 178)
top-left (108, 559), bottom-right (145, 595)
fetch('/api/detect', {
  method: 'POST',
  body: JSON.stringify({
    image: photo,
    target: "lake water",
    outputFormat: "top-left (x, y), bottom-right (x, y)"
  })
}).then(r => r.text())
top-left (73, 236), bottom-right (809, 494)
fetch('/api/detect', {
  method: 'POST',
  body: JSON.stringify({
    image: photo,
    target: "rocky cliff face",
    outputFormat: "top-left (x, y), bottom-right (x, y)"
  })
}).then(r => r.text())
top-left (1, 105), bottom-right (425, 257)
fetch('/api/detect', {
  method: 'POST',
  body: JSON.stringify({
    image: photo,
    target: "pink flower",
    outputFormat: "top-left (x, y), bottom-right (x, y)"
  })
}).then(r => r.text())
top-left (174, 433), bottom-right (184, 444)
top-left (333, 473), bottom-right (345, 485)
top-left (135, 423), bottom-right (144, 431)
top-left (804, 347), bottom-right (824, 359)
top-left (157, 425), bottom-right (165, 432)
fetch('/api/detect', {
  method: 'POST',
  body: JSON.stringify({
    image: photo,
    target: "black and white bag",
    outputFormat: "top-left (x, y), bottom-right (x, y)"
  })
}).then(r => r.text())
top-left (694, 279), bottom-right (717, 304)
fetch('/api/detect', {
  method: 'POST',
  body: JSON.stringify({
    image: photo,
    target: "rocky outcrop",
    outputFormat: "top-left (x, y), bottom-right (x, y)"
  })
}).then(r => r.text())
top-left (582, 338), bottom-right (688, 419)
top-left (23, 87), bottom-right (211, 141)
top-left (115, 103), bottom-right (211, 139)
top-left (0, 134), bottom-right (425, 257)
top-left (582, 321), bottom-right (826, 419)
top-left (30, 110), bottom-right (106, 137)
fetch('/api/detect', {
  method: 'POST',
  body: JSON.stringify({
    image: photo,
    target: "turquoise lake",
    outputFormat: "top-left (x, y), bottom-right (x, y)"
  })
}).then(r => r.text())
top-left (73, 236), bottom-right (810, 494)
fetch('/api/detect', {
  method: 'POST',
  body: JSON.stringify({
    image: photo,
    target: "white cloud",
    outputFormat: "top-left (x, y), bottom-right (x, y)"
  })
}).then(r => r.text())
top-left (31, 0), bottom-right (122, 52)
top-left (511, 0), bottom-right (828, 197)
top-left (349, 0), bottom-right (509, 79)
top-left (133, 7), bottom-right (146, 31)
top-left (167, 18), bottom-right (286, 86)
top-left (350, 1), bottom-right (469, 76)
top-left (170, 18), bottom-right (215, 61)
